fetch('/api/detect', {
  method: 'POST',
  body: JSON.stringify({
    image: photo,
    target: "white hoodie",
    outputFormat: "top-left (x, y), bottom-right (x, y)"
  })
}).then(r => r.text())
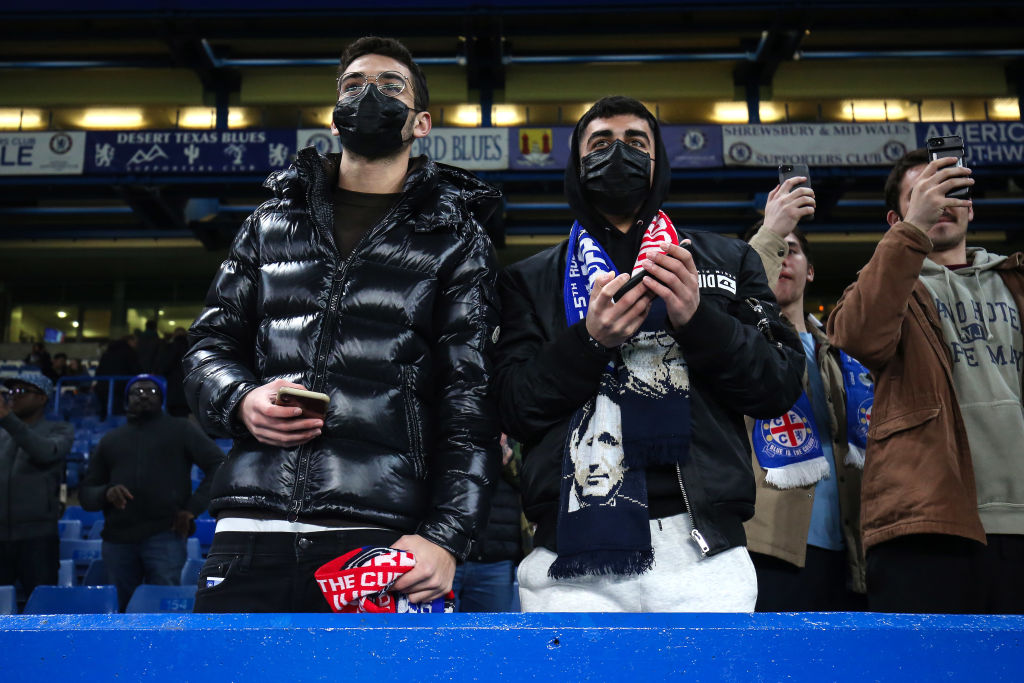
top-left (920, 247), bottom-right (1024, 534)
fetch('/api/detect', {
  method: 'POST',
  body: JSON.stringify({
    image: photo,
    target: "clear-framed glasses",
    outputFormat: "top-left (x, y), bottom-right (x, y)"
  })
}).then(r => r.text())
top-left (337, 71), bottom-right (410, 100)
top-left (129, 386), bottom-right (160, 396)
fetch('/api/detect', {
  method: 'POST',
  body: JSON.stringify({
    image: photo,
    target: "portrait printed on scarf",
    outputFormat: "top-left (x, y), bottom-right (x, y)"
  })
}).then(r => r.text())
top-left (569, 392), bottom-right (626, 511)
top-left (567, 332), bottom-right (689, 512)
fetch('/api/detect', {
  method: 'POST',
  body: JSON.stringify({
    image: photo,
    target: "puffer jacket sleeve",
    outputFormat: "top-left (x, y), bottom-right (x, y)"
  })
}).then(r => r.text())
top-left (183, 213), bottom-right (262, 438)
top-left (670, 241), bottom-right (805, 419)
top-left (415, 229), bottom-right (503, 561)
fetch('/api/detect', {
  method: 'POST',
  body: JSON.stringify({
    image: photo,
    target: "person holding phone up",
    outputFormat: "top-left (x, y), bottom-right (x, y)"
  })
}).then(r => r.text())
top-left (494, 96), bottom-right (804, 612)
top-left (742, 173), bottom-right (867, 612)
top-left (183, 37), bottom-right (501, 613)
top-left (828, 147), bottom-right (1024, 614)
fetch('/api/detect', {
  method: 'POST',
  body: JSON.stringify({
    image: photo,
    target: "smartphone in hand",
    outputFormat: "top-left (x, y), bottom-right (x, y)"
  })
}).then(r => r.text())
top-left (926, 135), bottom-right (970, 199)
top-left (778, 163), bottom-right (811, 191)
top-left (275, 387), bottom-right (330, 419)
top-left (611, 271), bottom-right (662, 304)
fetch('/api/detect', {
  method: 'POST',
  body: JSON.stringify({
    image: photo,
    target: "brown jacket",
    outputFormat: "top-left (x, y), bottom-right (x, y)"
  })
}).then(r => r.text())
top-left (744, 228), bottom-right (865, 592)
top-left (827, 222), bottom-right (1024, 551)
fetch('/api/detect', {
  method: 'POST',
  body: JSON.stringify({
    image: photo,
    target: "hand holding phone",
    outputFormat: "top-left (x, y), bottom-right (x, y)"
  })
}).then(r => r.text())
top-left (275, 387), bottom-right (330, 419)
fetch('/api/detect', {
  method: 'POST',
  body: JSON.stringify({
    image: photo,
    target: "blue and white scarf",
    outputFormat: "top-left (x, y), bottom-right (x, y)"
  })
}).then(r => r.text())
top-left (839, 350), bottom-right (872, 469)
top-left (752, 391), bottom-right (828, 489)
top-left (550, 214), bottom-right (691, 580)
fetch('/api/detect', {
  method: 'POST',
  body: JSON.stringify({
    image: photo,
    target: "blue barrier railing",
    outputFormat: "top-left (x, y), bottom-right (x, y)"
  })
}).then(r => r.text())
top-left (0, 612), bottom-right (1021, 680)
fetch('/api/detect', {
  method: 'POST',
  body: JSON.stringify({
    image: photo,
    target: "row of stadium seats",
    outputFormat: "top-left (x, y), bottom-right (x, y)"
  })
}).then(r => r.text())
top-left (0, 584), bottom-right (197, 615)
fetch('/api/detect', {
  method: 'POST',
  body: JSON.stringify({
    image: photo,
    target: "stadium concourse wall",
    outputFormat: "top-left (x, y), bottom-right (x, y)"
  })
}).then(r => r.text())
top-left (0, 612), bottom-right (1022, 680)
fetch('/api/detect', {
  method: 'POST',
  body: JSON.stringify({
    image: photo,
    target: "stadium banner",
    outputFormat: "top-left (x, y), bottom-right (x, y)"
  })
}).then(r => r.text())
top-left (721, 122), bottom-right (917, 167)
top-left (0, 131), bottom-right (86, 175)
top-left (298, 127), bottom-right (509, 171)
top-left (85, 130), bottom-right (294, 174)
top-left (662, 125), bottom-right (723, 168)
top-left (509, 127), bottom-right (572, 170)
top-left (917, 121), bottom-right (1024, 166)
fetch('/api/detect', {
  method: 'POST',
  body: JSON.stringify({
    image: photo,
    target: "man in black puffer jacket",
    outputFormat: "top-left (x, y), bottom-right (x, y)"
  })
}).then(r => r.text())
top-left (495, 96), bottom-right (804, 612)
top-left (184, 37), bottom-right (502, 613)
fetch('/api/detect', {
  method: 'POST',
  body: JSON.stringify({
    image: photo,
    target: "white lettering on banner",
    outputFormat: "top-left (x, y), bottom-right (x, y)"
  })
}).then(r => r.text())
top-left (923, 122), bottom-right (1024, 165)
top-left (410, 128), bottom-right (509, 170)
top-left (0, 132), bottom-right (86, 175)
top-left (295, 127), bottom-right (510, 170)
top-left (722, 123), bottom-right (917, 167)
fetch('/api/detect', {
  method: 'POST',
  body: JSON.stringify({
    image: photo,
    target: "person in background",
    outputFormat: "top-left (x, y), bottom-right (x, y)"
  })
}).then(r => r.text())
top-left (79, 374), bottom-right (224, 611)
top-left (453, 434), bottom-right (523, 612)
top-left (0, 371), bottom-right (74, 598)
top-left (743, 178), bottom-right (866, 611)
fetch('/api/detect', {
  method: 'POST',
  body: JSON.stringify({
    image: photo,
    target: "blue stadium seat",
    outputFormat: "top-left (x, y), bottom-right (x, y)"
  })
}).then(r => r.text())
top-left (23, 585), bottom-right (118, 614)
top-left (193, 517), bottom-right (216, 554)
top-left (180, 558), bottom-right (203, 587)
top-left (58, 559), bottom-right (74, 587)
top-left (0, 585), bottom-right (16, 615)
top-left (87, 519), bottom-right (105, 540)
top-left (62, 506), bottom-right (105, 537)
top-left (82, 558), bottom-right (108, 586)
top-left (60, 539), bottom-right (103, 580)
top-left (187, 537), bottom-right (201, 560)
top-left (215, 438), bottom-right (233, 453)
top-left (58, 519), bottom-right (82, 539)
top-left (125, 584), bottom-right (197, 613)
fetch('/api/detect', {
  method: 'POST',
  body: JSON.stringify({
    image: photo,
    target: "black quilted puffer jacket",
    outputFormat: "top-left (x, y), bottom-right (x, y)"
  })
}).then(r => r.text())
top-left (183, 147), bottom-right (503, 560)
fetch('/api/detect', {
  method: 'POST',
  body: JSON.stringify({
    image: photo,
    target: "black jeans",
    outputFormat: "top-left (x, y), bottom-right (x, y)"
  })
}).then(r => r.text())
top-left (0, 534), bottom-right (59, 598)
top-left (193, 529), bottom-right (402, 613)
top-left (866, 533), bottom-right (1024, 614)
top-left (752, 546), bottom-right (866, 612)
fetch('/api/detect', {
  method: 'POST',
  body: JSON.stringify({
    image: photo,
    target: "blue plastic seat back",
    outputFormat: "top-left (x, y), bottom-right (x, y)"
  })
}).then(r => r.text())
top-left (58, 519), bottom-right (82, 539)
top-left (82, 558), bottom-right (109, 586)
top-left (61, 506), bottom-right (105, 537)
top-left (23, 585), bottom-right (118, 614)
top-left (125, 584), bottom-right (197, 613)
top-left (58, 559), bottom-right (74, 587)
top-left (87, 519), bottom-right (105, 540)
top-left (179, 558), bottom-right (203, 587)
top-left (0, 585), bottom-right (16, 615)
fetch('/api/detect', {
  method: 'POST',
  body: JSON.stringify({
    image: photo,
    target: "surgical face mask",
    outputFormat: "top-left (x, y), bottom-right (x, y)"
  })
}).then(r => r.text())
top-left (333, 85), bottom-right (414, 159)
top-left (579, 140), bottom-right (652, 218)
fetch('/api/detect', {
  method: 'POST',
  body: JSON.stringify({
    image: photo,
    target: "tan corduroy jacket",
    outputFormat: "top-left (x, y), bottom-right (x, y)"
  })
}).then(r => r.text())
top-left (827, 222), bottom-right (1024, 551)
top-left (745, 228), bottom-right (865, 593)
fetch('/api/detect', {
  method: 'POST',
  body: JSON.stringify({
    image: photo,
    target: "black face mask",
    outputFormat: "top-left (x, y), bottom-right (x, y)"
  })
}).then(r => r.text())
top-left (333, 85), bottom-right (414, 160)
top-left (579, 140), bottom-right (652, 218)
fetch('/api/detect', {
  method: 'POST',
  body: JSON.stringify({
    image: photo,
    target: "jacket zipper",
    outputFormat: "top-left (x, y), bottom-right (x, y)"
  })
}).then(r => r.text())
top-left (675, 463), bottom-right (709, 557)
top-left (745, 297), bottom-right (775, 343)
top-left (287, 197), bottom-right (407, 522)
top-left (400, 366), bottom-right (426, 480)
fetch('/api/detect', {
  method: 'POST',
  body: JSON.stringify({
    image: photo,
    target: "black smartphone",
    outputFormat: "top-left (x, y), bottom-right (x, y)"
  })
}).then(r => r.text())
top-left (926, 135), bottom-right (970, 199)
top-left (611, 270), bottom-right (662, 304)
top-left (778, 163), bottom-right (811, 191)
top-left (275, 387), bottom-right (330, 419)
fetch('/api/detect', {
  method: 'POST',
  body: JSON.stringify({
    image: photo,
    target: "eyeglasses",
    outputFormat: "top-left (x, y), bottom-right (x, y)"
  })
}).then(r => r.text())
top-left (337, 71), bottom-right (411, 100)
top-left (3, 386), bottom-right (43, 397)
top-left (129, 387), bottom-right (161, 396)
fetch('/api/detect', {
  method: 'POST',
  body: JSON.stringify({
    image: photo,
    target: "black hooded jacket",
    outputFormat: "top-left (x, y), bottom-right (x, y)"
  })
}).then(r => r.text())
top-left (494, 112), bottom-right (804, 556)
top-left (183, 147), bottom-right (502, 561)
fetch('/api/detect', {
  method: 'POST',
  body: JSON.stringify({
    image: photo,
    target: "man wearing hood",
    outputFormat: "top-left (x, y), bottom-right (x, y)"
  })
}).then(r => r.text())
top-left (829, 149), bottom-right (1024, 614)
top-left (494, 96), bottom-right (804, 612)
top-left (183, 36), bottom-right (501, 612)
top-left (79, 374), bottom-right (224, 611)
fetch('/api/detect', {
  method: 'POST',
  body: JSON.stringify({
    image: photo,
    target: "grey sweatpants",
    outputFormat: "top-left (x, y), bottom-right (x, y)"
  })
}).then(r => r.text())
top-left (518, 513), bottom-right (757, 612)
